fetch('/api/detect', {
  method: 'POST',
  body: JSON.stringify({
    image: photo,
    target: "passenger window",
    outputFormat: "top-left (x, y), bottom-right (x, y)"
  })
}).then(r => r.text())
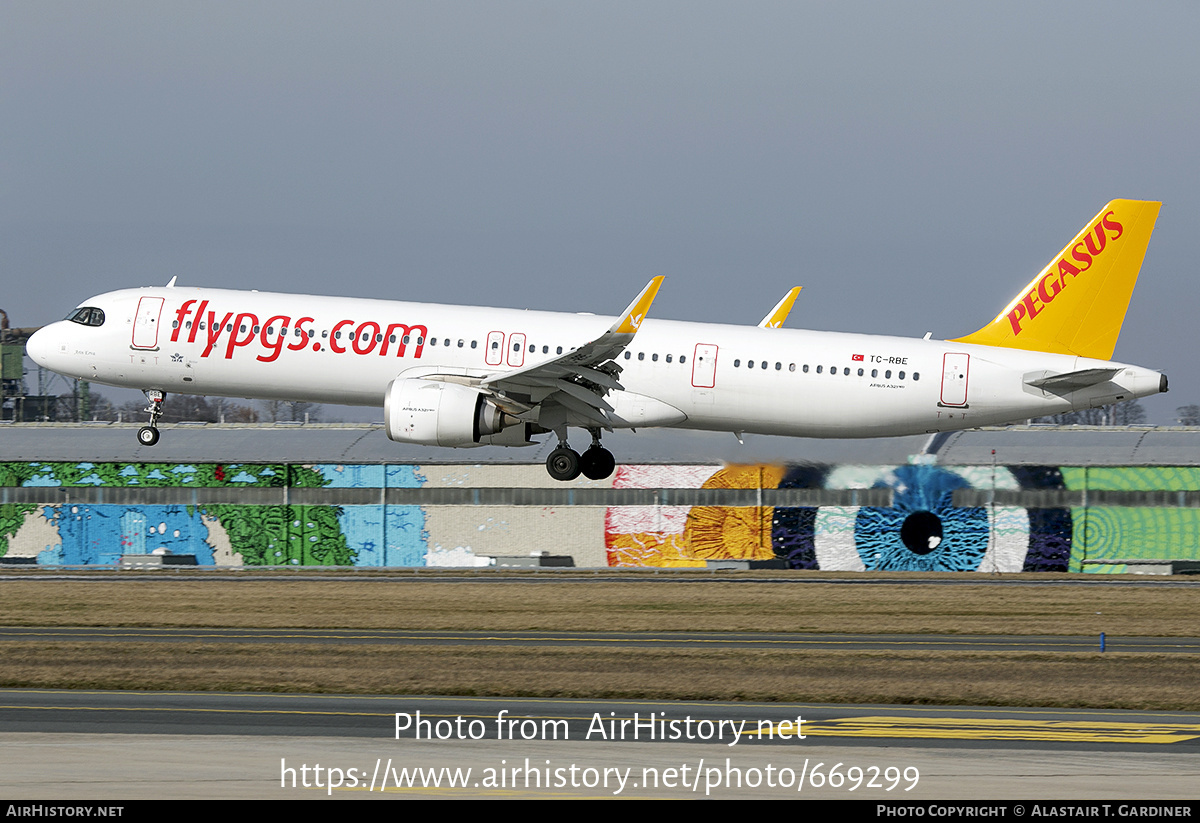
top-left (802, 364), bottom-right (809, 373)
top-left (775, 362), bottom-right (781, 371)
top-left (816, 365), bottom-right (823, 374)
top-left (843, 367), bottom-right (850, 375)
top-left (734, 359), bottom-right (741, 367)
top-left (652, 353), bottom-right (658, 361)
top-left (638, 352), bottom-right (645, 361)
top-left (625, 352), bottom-right (631, 360)
top-left (557, 347), bottom-right (563, 354)
top-left (857, 368), bottom-right (864, 376)
top-left (899, 371), bottom-right (905, 379)
top-left (680, 356), bottom-right (686, 364)
top-left (471, 340), bottom-right (477, 348)
top-left (913, 372), bottom-right (920, 381)
top-left (666, 354), bottom-right (673, 363)
top-left (885, 370), bottom-right (892, 378)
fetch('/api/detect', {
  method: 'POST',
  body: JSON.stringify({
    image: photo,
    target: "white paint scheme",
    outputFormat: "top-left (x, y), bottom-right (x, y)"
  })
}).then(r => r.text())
top-left (27, 282), bottom-right (1165, 447)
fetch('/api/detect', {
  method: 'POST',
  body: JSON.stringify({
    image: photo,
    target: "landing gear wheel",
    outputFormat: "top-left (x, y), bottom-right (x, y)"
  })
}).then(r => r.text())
top-left (138, 390), bottom-right (167, 446)
top-left (546, 447), bottom-right (582, 481)
top-left (580, 446), bottom-right (616, 480)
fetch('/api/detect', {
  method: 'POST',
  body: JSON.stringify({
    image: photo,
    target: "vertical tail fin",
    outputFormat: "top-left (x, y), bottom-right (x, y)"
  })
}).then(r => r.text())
top-left (951, 200), bottom-right (1160, 360)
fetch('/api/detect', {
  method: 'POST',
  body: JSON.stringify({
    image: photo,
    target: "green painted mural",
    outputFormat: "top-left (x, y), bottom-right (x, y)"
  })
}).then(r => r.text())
top-left (1, 461), bottom-right (1198, 571)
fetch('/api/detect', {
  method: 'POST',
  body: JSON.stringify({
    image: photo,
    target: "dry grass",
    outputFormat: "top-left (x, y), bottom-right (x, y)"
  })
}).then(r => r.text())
top-left (1, 641), bottom-right (1197, 710)
top-left (2, 578), bottom-right (1197, 707)
top-left (0, 578), bottom-right (1195, 636)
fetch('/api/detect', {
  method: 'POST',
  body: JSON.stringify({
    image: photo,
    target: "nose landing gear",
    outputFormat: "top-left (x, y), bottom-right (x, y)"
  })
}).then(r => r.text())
top-left (136, 390), bottom-right (165, 447)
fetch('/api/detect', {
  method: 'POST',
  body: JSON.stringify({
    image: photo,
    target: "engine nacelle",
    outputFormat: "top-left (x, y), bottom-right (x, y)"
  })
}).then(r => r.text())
top-left (385, 378), bottom-right (512, 447)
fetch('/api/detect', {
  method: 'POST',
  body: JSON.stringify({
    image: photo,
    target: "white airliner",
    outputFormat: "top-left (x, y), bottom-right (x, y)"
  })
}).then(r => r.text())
top-left (27, 200), bottom-right (1167, 480)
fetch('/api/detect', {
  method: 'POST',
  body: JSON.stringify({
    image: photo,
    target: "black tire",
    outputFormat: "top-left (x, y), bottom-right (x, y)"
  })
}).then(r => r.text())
top-left (546, 447), bottom-right (582, 481)
top-left (580, 446), bottom-right (616, 480)
top-left (137, 426), bottom-right (160, 447)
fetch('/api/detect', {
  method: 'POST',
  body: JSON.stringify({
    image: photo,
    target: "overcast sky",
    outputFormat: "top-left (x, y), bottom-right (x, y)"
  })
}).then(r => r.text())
top-left (3, 2), bottom-right (1198, 445)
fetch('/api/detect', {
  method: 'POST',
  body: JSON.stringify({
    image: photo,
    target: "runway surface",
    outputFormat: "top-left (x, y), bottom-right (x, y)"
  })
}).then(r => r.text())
top-left (3, 626), bottom-right (1198, 653)
top-left (3, 690), bottom-right (1200, 799)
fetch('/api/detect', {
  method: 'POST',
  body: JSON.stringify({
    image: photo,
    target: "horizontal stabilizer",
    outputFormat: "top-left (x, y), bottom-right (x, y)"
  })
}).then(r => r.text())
top-left (1026, 367), bottom-right (1122, 393)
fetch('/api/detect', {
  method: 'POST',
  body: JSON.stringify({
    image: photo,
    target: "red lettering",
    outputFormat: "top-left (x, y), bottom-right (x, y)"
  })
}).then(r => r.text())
top-left (171, 300), bottom-right (196, 343)
top-left (187, 300), bottom-right (209, 344)
top-left (330, 319), bottom-right (353, 354)
top-left (224, 312), bottom-right (259, 359)
top-left (1007, 302), bottom-right (1028, 335)
top-left (1021, 291), bottom-right (1042, 322)
top-left (1057, 258), bottom-right (1082, 280)
top-left (352, 321), bottom-right (380, 355)
top-left (1070, 243), bottom-right (1093, 271)
top-left (1083, 222), bottom-right (1107, 256)
top-left (202, 311), bottom-right (234, 357)
top-left (1102, 210), bottom-right (1123, 240)
top-left (288, 317), bottom-right (315, 352)
top-left (1037, 272), bottom-right (1062, 305)
top-left (382, 323), bottom-right (428, 358)
top-left (257, 314), bottom-right (291, 363)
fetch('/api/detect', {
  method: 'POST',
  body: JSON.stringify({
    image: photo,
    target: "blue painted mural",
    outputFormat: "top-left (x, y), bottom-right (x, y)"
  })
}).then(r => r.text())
top-left (2, 461), bottom-right (1198, 571)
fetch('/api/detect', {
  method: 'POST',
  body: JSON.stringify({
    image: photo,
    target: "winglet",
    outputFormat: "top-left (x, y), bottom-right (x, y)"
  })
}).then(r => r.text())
top-left (611, 276), bottom-right (664, 334)
top-left (758, 286), bottom-right (801, 328)
top-left (165, 276), bottom-right (178, 288)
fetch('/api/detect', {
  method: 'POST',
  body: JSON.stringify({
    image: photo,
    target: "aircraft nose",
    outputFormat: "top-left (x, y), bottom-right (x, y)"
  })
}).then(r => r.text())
top-left (25, 323), bottom-right (62, 368)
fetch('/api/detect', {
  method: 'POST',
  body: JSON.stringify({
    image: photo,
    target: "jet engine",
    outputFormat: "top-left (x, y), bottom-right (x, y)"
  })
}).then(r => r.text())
top-left (385, 378), bottom-right (518, 447)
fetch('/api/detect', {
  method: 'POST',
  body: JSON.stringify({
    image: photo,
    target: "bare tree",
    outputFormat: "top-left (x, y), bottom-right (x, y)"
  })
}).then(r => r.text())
top-left (1176, 405), bottom-right (1200, 426)
top-left (1036, 398), bottom-right (1146, 425)
top-left (260, 398), bottom-right (320, 422)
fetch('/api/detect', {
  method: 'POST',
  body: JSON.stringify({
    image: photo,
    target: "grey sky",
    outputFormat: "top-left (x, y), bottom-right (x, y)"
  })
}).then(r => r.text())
top-left (3, 1), bottom-right (1197, 435)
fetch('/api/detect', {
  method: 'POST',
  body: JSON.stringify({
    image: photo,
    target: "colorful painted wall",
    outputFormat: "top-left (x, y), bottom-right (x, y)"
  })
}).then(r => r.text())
top-left (2, 461), bottom-right (1199, 572)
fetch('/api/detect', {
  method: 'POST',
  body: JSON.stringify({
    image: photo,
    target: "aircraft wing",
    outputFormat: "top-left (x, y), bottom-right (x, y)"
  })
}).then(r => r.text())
top-left (479, 276), bottom-right (664, 428)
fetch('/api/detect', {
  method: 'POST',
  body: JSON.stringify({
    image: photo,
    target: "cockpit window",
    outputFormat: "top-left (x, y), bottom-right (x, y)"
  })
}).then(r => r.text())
top-left (66, 307), bottom-right (105, 327)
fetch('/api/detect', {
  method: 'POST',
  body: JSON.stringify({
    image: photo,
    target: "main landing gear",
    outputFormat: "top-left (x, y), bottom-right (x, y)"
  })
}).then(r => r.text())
top-left (545, 429), bottom-right (616, 482)
top-left (136, 390), bottom-right (165, 447)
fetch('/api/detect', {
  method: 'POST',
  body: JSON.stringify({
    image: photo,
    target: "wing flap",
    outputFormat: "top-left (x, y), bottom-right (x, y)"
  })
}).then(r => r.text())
top-left (479, 277), bottom-right (663, 429)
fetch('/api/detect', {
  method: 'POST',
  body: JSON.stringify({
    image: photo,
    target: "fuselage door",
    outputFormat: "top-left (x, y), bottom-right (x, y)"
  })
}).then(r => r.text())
top-left (692, 343), bottom-right (718, 388)
top-left (131, 296), bottom-right (165, 350)
top-left (485, 331), bottom-right (504, 366)
top-left (940, 352), bottom-right (970, 407)
top-left (507, 332), bottom-right (526, 367)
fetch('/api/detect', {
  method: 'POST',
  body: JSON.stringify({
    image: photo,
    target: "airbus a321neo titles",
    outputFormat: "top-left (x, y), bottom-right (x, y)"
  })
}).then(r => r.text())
top-left (27, 200), bottom-right (1168, 481)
